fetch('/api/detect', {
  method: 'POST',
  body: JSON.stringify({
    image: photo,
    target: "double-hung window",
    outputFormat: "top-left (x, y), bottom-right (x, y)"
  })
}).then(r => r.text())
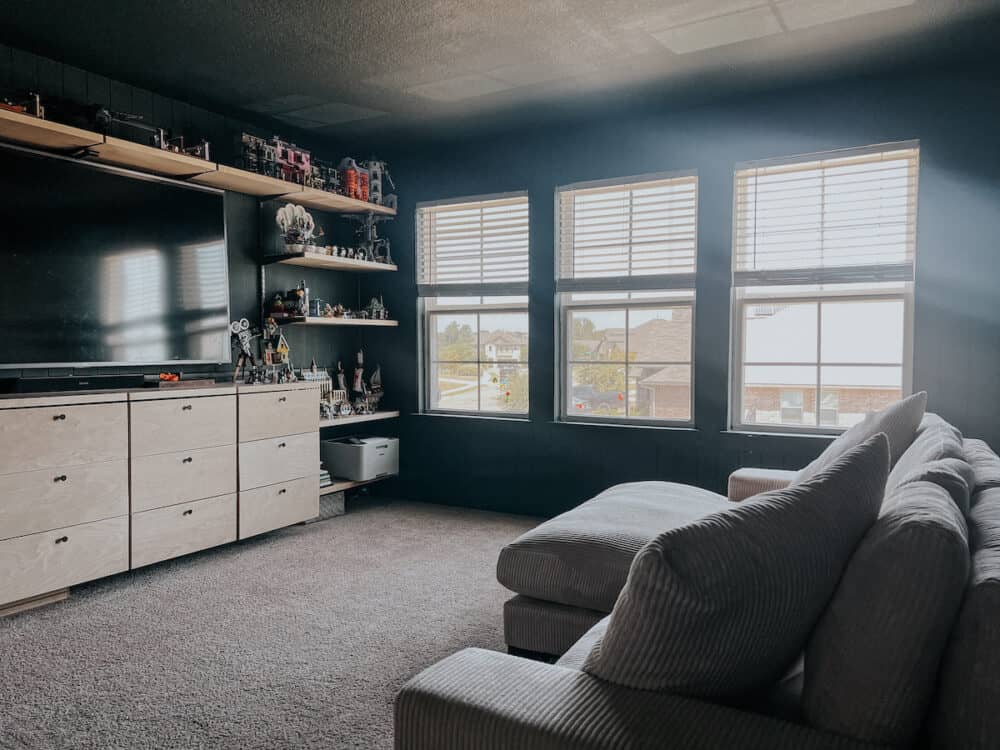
top-left (731, 142), bottom-right (919, 432)
top-left (417, 193), bottom-right (530, 415)
top-left (557, 172), bottom-right (698, 423)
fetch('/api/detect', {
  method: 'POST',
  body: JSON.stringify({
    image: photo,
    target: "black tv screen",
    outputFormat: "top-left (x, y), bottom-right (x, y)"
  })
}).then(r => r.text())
top-left (0, 144), bottom-right (230, 368)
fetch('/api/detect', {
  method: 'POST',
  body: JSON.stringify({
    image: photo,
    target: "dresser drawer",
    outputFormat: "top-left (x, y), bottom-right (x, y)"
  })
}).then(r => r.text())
top-left (239, 475), bottom-right (319, 539)
top-left (0, 460), bottom-right (128, 540)
top-left (0, 516), bottom-right (129, 606)
top-left (238, 387), bottom-right (317, 442)
top-left (131, 493), bottom-right (237, 569)
top-left (131, 445), bottom-right (237, 513)
top-left (130, 395), bottom-right (236, 457)
top-left (238, 432), bottom-right (318, 491)
top-left (0, 403), bottom-right (127, 476)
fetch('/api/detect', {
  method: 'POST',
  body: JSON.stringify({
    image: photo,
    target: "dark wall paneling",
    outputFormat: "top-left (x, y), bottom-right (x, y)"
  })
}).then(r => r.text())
top-left (363, 67), bottom-right (1000, 517)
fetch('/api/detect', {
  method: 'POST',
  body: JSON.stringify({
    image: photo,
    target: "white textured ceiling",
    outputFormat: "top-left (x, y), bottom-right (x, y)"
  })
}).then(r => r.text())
top-left (0, 0), bottom-right (997, 139)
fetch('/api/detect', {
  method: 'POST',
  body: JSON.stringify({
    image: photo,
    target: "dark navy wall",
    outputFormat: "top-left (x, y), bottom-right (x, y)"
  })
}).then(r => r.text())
top-left (362, 67), bottom-right (1000, 517)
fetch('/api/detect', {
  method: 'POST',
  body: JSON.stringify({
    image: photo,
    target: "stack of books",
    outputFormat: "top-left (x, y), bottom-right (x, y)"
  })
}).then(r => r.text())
top-left (319, 464), bottom-right (332, 489)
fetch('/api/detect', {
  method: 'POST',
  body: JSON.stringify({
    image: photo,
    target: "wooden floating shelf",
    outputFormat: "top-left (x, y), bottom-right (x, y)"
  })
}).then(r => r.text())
top-left (189, 164), bottom-right (292, 196)
top-left (87, 136), bottom-right (215, 178)
top-left (279, 317), bottom-right (399, 328)
top-left (320, 474), bottom-right (397, 496)
top-left (266, 253), bottom-right (397, 273)
top-left (319, 410), bottom-right (400, 429)
top-left (287, 187), bottom-right (396, 216)
top-left (0, 109), bottom-right (396, 216)
top-left (0, 108), bottom-right (102, 151)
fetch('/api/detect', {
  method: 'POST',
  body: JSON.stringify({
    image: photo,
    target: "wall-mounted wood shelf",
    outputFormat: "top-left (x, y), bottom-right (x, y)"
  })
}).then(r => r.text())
top-left (289, 187), bottom-right (396, 216)
top-left (265, 252), bottom-right (397, 273)
top-left (88, 136), bottom-right (215, 178)
top-left (279, 317), bottom-right (398, 328)
top-left (320, 474), bottom-right (397, 496)
top-left (189, 164), bottom-right (292, 196)
top-left (319, 410), bottom-right (400, 429)
top-left (0, 108), bottom-right (102, 151)
top-left (0, 109), bottom-right (396, 216)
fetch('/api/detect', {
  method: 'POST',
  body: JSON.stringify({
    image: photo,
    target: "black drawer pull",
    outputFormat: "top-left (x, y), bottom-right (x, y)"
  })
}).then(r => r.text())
top-left (53, 414), bottom-right (66, 421)
top-left (277, 442), bottom-right (287, 448)
top-left (55, 536), bottom-right (68, 544)
top-left (182, 457), bottom-right (193, 464)
top-left (278, 488), bottom-right (287, 495)
top-left (278, 396), bottom-right (287, 403)
top-left (183, 509), bottom-right (193, 516)
top-left (53, 474), bottom-right (68, 483)
top-left (181, 404), bottom-right (193, 411)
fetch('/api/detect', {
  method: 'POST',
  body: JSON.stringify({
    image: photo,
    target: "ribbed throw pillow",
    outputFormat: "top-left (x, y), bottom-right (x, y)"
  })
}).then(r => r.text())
top-left (582, 434), bottom-right (889, 697)
top-left (802, 481), bottom-right (970, 746)
top-left (796, 392), bottom-right (926, 483)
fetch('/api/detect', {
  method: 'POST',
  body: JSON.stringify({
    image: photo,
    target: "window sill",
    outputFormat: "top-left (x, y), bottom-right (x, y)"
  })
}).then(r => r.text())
top-left (722, 429), bottom-right (836, 440)
top-left (554, 419), bottom-right (698, 432)
top-left (413, 412), bottom-right (530, 424)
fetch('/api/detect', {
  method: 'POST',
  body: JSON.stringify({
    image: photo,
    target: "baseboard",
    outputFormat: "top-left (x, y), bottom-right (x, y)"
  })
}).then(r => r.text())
top-left (0, 588), bottom-right (69, 618)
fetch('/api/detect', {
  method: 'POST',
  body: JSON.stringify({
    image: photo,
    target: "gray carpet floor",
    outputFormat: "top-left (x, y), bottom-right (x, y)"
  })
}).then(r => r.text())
top-left (0, 500), bottom-right (536, 750)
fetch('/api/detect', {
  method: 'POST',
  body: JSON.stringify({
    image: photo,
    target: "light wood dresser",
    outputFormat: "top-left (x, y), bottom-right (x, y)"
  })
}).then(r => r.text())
top-left (0, 381), bottom-right (321, 616)
top-left (0, 392), bottom-right (130, 614)
top-left (129, 386), bottom-right (238, 569)
top-left (236, 382), bottom-right (320, 539)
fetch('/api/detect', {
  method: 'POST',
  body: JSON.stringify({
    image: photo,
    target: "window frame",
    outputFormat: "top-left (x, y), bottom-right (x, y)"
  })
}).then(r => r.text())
top-left (729, 287), bottom-right (914, 435)
top-left (559, 296), bottom-right (696, 427)
top-left (421, 295), bottom-right (530, 417)
top-left (554, 169), bottom-right (699, 427)
top-left (416, 191), bottom-right (530, 418)
top-left (728, 142), bottom-right (919, 435)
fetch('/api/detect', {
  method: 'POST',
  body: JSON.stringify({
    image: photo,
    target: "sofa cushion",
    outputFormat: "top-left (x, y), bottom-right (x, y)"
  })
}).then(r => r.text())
top-left (801, 481), bottom-right (970, 746)
top-left (795, 391), bottom-right (925, 483)
top-left (928, 487), bottom-right (1000, 749)
top-left (886, 413), bottom-right (964, 493)
top-left (556, 617), bottom-right (608, 671)
top-left (964, 438), bottom-right (1000, 494)
top-left (503, 595), bottom-right (605, 657)
top-left (582, 434), bottom-right (888, 697)
top-left (888, 457), bottom-right (975, 516)
top-left (497, 482), bottom-right (729, 613)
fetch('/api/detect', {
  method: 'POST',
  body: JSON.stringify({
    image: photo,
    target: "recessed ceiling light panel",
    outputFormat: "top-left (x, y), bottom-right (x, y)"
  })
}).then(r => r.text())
top-left (775, 0), bottom-right (917, 31)
top-left (652, 6), bottom-right (783, 54)
top-left (281, 102), bottom-right (385, 125)
top-left (407, 75), bottom-right (514, 102)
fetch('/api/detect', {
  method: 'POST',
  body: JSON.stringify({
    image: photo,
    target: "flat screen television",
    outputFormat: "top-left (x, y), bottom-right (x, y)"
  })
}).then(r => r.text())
top-left (0, 143), bottom-right (230, 368)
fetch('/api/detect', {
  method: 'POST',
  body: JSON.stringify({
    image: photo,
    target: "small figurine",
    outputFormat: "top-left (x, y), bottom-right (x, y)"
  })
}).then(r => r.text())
top-left (336, 361), bottom-right (348, 393)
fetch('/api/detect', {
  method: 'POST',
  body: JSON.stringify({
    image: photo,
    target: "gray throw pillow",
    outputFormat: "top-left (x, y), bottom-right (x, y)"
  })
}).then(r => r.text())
top-left (582, 433), bottom-right (889, 697)
top-left (802, 481), bottom-right (970, 746)
top-left (796, 392), bottom-right (926, 483)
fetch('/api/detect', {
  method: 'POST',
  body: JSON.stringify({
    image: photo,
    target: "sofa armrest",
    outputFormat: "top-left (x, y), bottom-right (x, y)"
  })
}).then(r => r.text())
top-left (728, 468), bottom-right (798, 502)
top-left (395, 648), bottom-right (886, 750)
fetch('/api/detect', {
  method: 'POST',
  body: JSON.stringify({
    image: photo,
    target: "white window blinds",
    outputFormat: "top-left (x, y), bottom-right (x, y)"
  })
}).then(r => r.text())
top-left (734, 142), bottom-right (919, 286)
top-left (557, 173), bottom-right (698, 292)
top-left (417, 193), bottom-right (529, 295)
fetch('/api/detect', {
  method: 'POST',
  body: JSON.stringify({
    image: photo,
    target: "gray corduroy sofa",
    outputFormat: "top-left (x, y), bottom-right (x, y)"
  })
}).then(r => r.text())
top-left (395, 402), bottom-right (1000, 749)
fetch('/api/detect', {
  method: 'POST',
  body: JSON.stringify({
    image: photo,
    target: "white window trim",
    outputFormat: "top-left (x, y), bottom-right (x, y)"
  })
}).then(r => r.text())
top-left (415, 190), bottom-right (531, 417)
top-left (729, 142), bottom-right (919, 435)
top-left (558, 296), bottom-right (696, 427)
top-left (555, 170), bottom-right (699, 426)
top-left (421, 296), bottom-right (529, 418)
top-left (729, 288), bottom-right (914, 435)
